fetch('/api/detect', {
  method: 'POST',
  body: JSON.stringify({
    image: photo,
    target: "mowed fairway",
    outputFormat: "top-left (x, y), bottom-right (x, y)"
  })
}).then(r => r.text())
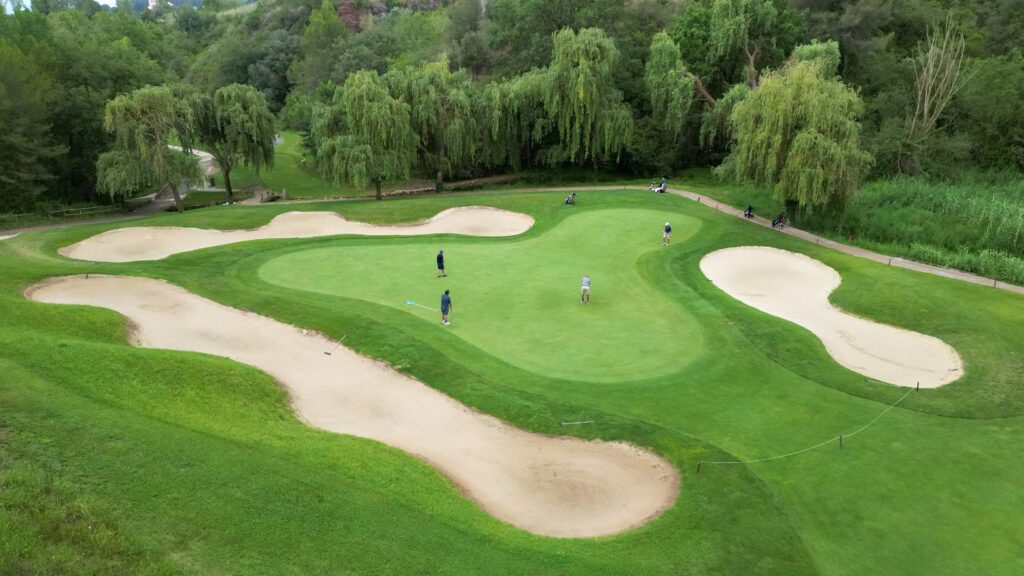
top-left (2, 190), bottom-right (1024, 575)
top-left (258, 209), bottom-right (703, 382)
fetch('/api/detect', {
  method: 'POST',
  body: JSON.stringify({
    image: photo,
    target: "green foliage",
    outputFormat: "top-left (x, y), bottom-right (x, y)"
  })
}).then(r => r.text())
top-left (288, 0), bottom-right (348, 93)
top-left (100, 86), bottom-right (200, 209)
top-left (956, 52), bottom-right (1024, 170)
top-left (644, 32), bottom-right (694, 139)
top-left (544, 28), bottom-right (633, 164)
top-left (699, 82), bottom-right (749, 148)
top-left (708, 0), bottom-right (778, 68)
top-left (385, 58), bottom-right (480, 188)
top-left (672, 0), bottom-right (802, 94)
top-left (0, 40), bottom-right (63, 212)
top-left (311, 70), bottom-right (416, 198)
top-left (790, 39), bottom-right (841, 76)
top-left (727, 60), bottom-right (871, 209)
top-left (186, 83), bottom-right (276, 199)
top-left (446, 0), bottom-right (491, 75)
top-left (480, 69), bottom-right (550, 170)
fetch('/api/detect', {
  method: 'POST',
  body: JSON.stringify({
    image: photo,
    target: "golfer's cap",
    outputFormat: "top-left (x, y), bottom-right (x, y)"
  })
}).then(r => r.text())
top-left (665, 222), bottom-right (670, 225)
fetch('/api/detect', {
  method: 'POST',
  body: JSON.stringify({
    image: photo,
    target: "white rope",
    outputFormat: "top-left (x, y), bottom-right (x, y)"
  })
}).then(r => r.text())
top-left (702, 388), bottom-right (915, 465)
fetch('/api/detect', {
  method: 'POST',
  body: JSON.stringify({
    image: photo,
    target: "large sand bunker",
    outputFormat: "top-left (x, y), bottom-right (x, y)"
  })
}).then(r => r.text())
top-left (26, 275), bottom-right (678, 538)
top-left (700, 246), bottom-right (962, 388)
top-left (60, 207), bottom-right (535, 263)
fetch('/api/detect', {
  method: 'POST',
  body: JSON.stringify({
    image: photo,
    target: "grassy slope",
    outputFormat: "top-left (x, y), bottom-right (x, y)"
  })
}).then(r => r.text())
top-left (231, 131), bottom-right (365, 199)
top-left (1, 190), bottom-right (1023, 575)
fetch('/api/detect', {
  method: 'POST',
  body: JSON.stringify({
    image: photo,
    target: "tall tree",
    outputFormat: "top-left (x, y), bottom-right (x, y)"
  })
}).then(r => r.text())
top-left (480, 69), bottom-right (550, 171)
top-left (0, 41), bottom-right (63, 212)
top-left (726, 58), bottom-right (872, 211)
top-left (903, 16), bottom-right (968, 173)
top-left (385, 58), bottom-right (479, 193)
top-left (311, 70), bottom-right (416, 200)
top-left (544, 27), bottom-right (633, 164)
top-left (708, 0), bottom-right (782, 88)
top-left (644, 32), bottom-right (695, 141)
top-left (288, 0), bottom-right (348, 93)
top-left (187, 84), bottom-right (276, 201)
top-left (98, 86), bottom-right (199, 212)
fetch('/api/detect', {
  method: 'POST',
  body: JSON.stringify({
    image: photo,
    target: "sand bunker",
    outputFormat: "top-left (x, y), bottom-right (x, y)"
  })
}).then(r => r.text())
top-left (700, 246), bottom-right (962, 388)
top-left (0, 233), bottom-right (18, 241)
top-left (27, 275), bottom-right (678, 538)
top-left (60, 207), bottom-right (535, 263)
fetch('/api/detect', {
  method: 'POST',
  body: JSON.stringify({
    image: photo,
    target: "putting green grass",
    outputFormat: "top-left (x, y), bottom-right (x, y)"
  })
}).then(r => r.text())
top-left (258, 209), bottom-right (703, 382)
top-left (2, 189), bottom-right (1024, 575)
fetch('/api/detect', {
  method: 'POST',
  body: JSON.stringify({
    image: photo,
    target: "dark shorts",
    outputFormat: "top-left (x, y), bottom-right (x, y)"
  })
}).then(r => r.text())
top-left (437, 263), bottom-right (445, 270)
top-left (441, 306), bottom-right (449, 314)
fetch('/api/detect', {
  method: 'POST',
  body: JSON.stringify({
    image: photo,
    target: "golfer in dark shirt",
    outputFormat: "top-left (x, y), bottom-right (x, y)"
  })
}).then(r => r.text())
top-left (437, 250), bottom-right (446, 277)
top-left (441, 290), bottom-right (452, 325)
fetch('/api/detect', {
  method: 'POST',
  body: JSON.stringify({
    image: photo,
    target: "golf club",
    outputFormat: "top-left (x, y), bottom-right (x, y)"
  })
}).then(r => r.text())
top-left (324, 335), bottom-right (347, 356)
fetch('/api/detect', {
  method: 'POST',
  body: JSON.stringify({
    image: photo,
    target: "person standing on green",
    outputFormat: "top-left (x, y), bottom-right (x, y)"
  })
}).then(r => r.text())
top-left (441, 289), bottom-right (453, 325)
top-left (436, 250), bottom-right (447, 277)
top-left (581, 275), bottom-right (591, 304)
top-left (663, 222), bottom-right (672, 246)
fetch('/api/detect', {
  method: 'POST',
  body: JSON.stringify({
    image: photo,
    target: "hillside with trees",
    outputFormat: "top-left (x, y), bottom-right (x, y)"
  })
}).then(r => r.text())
top-left (3, 0), bottom-right (1024, 278)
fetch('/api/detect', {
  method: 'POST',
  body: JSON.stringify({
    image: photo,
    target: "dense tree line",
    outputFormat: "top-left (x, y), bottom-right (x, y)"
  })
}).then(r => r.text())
top-left (1, 0), bottom-right (1022, 215)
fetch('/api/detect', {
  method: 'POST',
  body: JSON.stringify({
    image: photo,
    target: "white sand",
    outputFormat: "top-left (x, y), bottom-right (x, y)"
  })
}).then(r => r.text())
top-left (59, 207), bottom-right (535, 263)
top-left (0, 233), bottom-right (18, 241)
top-left (26, 275), bottom-right (678, 538)
top-left (700, 246), bottom-right (962, 388)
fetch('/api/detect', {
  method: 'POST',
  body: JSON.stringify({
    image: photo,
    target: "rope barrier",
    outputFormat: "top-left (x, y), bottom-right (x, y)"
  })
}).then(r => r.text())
top-left (700, 387), bottom-right (915, 466)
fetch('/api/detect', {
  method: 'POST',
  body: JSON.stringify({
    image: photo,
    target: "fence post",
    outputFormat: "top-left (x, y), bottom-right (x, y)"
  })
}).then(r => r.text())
top-left (697, 460), bottom-right (702, 474)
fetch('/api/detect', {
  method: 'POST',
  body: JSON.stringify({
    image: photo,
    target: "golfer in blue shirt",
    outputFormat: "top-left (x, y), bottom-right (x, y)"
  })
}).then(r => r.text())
top-left (663, 222), bottom-right (672, 246)
top-left (441, 289), bottom-right (452, 325)
top-left (436, 250), bottom-right (446, 277)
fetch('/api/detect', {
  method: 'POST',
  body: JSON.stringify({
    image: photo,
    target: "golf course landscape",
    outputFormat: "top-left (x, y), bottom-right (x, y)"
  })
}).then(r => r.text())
top-left (3, 187), bottom-right (1024, 575)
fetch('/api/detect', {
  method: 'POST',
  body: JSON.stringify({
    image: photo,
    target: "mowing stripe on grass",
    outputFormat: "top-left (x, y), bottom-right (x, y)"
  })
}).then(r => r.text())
top-left (701, 388), bottom-right (915, 467)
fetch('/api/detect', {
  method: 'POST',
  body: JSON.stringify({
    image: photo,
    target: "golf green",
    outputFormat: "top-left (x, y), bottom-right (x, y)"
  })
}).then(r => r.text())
top-left (258, 208), bottom-right (704, 382)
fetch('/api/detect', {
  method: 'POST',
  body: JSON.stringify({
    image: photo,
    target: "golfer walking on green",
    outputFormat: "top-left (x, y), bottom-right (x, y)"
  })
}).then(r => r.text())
top-left (581, 275), bottom-right (591, 304)
top-left (663, 222), bottom-right (672, 246)
top-left (441, 289), bottom-right (452, 325)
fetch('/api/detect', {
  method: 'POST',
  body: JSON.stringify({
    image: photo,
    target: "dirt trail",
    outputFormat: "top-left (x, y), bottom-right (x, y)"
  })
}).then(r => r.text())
top-left (701, 246), bottom-right (963, 387)
top-left (26, 275), bottom-right (678, 538)
top-left (60, 206), bottom-right (535, 263)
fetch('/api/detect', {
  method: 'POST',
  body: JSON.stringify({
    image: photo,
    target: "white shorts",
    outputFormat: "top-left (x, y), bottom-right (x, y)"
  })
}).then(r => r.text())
top-left (581, 286), bottom-right (590, 293)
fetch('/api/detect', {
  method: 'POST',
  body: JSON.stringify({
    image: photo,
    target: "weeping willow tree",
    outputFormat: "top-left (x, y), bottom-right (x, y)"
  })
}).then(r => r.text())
top-left (311, 70), bottom-right (416, 200)
top-left (385, 58), bottom-right (479, 193)
top-left (98, 86), bottom-right (199, 212)
top-left (708, 0), bottom-right (781, 89)
top-left (480, 69), bottom-right (550, 170)
top-left (187, 84), bottom-right (276, 201)
top-left (544, 28), bottom-right (633, 165)
top-left (699, 83), bottom-right (750, 148)
top-left (726, 59), bottom-right (872, 210)
top-left (644, 33), bottom-right (694, 141)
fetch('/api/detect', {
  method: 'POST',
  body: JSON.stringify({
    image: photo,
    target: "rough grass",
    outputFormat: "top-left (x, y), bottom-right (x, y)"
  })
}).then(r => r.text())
top-left (1, 190), bottom-right (1023, 575)
top-left (679, 169), bottom-right (1024, 284)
